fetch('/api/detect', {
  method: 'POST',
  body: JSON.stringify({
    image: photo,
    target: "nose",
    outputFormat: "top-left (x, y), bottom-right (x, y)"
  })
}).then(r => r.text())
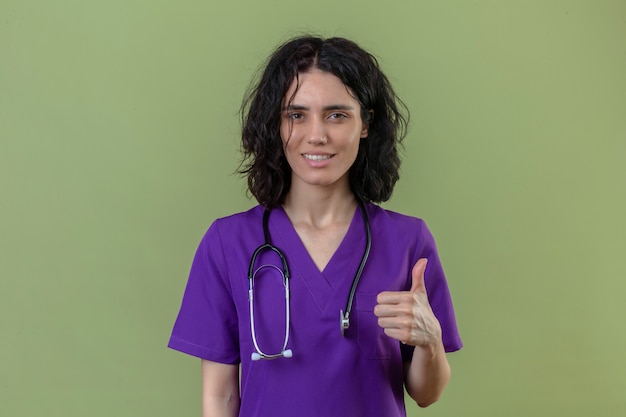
top-left (307, 117), bottom-right (327, 145)
top-left (309, 135), bottom-right (328, 145)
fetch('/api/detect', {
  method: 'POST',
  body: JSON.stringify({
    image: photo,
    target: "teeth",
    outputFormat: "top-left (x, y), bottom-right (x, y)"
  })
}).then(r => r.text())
top-left (304, 154), bottom-right (331, 161)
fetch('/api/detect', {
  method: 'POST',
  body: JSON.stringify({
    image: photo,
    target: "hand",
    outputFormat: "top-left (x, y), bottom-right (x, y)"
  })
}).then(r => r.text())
top-left (374, 259), bottom-right (442, 348)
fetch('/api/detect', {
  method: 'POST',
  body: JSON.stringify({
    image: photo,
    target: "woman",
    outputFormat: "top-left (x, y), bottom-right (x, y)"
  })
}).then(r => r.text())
top-left (169, 35), bottom-right (462, 417)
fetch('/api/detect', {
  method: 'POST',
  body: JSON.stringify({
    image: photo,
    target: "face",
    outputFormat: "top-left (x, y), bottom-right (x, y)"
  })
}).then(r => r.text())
top-left (280, 70), bottom-right (369, 194)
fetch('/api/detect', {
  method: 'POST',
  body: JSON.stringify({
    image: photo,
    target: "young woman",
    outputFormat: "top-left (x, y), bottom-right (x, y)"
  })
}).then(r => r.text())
top-left (169, 35), bottom-right (462, 417)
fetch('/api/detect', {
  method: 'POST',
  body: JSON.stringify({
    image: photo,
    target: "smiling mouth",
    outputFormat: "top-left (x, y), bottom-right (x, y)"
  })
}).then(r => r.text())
top-left (303, 154), bottom-right (333, 161)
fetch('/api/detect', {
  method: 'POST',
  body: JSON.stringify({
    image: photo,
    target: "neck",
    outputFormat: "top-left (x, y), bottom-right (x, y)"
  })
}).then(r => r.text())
top-left (282, 186), bottom-right (357, 228)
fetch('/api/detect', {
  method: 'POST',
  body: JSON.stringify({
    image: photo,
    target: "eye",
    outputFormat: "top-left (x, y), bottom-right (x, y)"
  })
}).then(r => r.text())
top-left (287, 112), bottom-right (304, 120)
top-left (328, 113), bottom-right (348, 120)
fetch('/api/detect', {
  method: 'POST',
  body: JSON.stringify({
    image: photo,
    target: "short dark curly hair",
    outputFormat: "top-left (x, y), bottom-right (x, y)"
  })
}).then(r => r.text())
top-left (239, 35), bottom-right (409, 207)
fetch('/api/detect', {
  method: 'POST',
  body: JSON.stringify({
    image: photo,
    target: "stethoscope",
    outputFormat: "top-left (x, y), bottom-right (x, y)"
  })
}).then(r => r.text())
top-left (247, 197), bottom-right (371, 360)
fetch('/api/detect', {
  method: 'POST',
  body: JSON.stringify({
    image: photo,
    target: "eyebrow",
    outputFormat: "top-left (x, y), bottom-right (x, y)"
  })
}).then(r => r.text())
top-left (282, 104), bottom-right (356, 111)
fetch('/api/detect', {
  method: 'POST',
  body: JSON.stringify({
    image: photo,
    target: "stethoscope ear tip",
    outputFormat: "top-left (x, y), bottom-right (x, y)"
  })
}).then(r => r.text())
top-left (283, 349), bottom-right (293, 358)
top-left (251, 352), bottom-right (262, 361)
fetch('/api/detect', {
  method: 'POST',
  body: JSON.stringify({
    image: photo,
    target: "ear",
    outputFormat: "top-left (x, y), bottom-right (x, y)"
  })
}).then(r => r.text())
top-left (361, 110), bottom-right (374, 138)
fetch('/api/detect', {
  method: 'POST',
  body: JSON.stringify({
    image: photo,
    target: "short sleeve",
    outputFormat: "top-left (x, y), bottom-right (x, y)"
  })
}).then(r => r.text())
top-left (168, 221), bottom-right (240, 364)
top-left (402, 220), bottom-right (463, 361)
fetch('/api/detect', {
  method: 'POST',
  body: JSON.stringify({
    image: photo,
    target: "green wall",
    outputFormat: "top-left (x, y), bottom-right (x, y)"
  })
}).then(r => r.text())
top-left (1, 0), bottom-right (625, 415)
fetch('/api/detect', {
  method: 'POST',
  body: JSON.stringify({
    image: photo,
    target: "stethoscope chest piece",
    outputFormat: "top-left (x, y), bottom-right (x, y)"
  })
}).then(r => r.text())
top-left (340, 310), bottom-right (350, 336)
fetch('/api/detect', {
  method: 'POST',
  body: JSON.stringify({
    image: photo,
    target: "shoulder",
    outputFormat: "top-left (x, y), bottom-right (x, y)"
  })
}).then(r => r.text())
top-left (198, 205), bottom-right (265, 247)
top-left (366, 203), bottom-right (437, 251)
top-left (366, 203), bottom-right (429, 233)
top-left (212, 205), bottom-right (265, 229)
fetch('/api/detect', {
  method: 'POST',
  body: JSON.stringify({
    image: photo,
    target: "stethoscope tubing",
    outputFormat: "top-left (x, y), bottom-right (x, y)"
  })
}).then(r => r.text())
top-left (340, 198), bottom-right (371, 335)
top-left (248, 196), bottom-right (371, 359)
top-left (249, 264), bottom-right (292, 360)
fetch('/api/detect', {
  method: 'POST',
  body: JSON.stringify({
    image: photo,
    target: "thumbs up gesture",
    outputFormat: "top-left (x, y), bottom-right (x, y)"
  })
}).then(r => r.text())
top-left (374, 259), bottom-right (442, 347)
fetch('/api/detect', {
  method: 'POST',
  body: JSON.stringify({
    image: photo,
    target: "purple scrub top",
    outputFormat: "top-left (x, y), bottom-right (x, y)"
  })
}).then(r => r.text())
top-left (169, 203), bottom-right (462, 417)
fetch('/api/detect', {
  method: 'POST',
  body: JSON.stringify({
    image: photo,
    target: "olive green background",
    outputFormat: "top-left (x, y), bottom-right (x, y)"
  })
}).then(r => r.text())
top-left (1, 0), bottom-right (625, 416)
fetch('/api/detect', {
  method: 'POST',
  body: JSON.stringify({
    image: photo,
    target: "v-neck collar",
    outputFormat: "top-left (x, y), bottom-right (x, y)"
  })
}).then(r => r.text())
top-left (270, 204), bottom-right (367, 312)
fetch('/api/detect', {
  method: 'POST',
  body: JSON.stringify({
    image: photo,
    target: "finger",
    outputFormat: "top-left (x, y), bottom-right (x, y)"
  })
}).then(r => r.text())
top-left (374, 301), bottom-right (411, 318)
top-left (410, 258), bottom-right (428, 293)
top-left (378, 319), bottom-right (404, 332)
top-left (376, 291), bottom-right (414, 305)
top-left (382, 328), bottom-right (412, 345)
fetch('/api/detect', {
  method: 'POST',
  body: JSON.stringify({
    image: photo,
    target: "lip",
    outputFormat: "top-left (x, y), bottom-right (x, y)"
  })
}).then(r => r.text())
top-left (303, 153), bottom-right (333, 161)
top-left (301, 152), bottom-right (335, 167)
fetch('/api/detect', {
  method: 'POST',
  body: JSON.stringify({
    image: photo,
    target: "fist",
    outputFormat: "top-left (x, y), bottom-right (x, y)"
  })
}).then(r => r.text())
top-left (374, 258), bottom-right (442, 347)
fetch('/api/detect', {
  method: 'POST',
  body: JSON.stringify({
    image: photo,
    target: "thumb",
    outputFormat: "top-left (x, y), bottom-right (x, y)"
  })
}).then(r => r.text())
top-left (410, 258), bottom-right (428, 293)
